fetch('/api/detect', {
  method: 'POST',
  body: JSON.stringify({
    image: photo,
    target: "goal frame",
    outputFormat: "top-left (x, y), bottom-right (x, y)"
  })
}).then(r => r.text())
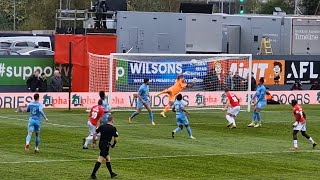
top-left (109, 53), bottom-right (253, 112)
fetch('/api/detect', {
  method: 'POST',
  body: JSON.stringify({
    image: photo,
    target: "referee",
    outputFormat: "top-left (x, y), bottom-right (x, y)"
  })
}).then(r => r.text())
top-left (90, 116), bottom-right (118, 179)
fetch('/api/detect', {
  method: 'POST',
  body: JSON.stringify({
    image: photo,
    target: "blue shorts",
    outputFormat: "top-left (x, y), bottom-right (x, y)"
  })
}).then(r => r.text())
top-left (28, 119), bottom-right (41, 133)
top-left (101, 113), bottom-right (109, 125)
top-left (137, 99), bottom-right (150, 109)
top-left (255, 100), bottom-right (267, 110)
top-left (176, 116), bottom-right (189, 126)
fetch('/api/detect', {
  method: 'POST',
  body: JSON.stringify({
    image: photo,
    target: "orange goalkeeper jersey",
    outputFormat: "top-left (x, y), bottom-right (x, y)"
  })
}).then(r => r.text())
top-left (169, 78), bottom-right (187, 95)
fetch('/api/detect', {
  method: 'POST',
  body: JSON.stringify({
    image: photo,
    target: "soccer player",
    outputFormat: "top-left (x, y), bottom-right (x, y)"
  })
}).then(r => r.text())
top-left (290, 99), bottom-right (317, 150)
top-left (99, 91), bottom-right (111, 125)
top-left (83, 99), bottom-right (105, 149)
top-left (248, 77), bottom-right (267, 128)
top-left (223, 88), bottom-right (240, 129)
top-left (171, 94), bottom-right (196, 139)
top-left (24, 93), bottom-right (48, 153)
top-left (158, 74), bottom-right (194, 117)
top-left (129, 78), bottom-right (155, 125)
top-left (90, 116), bottom-right (118, 179)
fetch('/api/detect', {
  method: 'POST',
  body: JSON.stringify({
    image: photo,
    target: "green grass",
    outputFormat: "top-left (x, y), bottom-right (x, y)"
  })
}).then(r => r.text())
top-left (1, 105), bottom-right (320, 179)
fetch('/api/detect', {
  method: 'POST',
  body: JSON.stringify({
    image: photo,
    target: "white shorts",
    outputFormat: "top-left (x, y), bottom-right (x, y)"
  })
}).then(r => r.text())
top-left (293, 122), bottom-right (306, 131)
top-left (87, 121), bottom-right (96, 135)
top-left (227, 106), bottom-right (241, 116)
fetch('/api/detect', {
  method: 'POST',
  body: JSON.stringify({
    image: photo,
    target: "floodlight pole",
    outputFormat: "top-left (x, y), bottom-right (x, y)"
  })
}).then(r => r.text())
top-left (294, 0), bottom-right (302, 15)
top-left (221, 0), bottom-right (224, 13)
top-left (13, 0), bottom-right (16, 31)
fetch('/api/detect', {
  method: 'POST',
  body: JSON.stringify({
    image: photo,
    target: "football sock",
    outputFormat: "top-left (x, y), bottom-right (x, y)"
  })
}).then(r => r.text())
top-left (148, 111), bottom-right (154, 122)
top-left (256, 112), bottom-right (261, 124)
top-left (293, 140), bottom-right (298, 147)
top-left (92, 161), bottom-right (101, 175)
top-left (174, 127), bottom-right (182, 133)
top-left (231, 117), bottom-right (236, 126)
top-left (106, 162), bottom-right (113, 174)
top-left (35, 135), bottom-right (40, 147)
top-left (252, 112), bottom-right (257, 122)
top-left (163, 104), bottom-right (171, 113)
top-left (84, 135), bottom-right (93, 147)
top-left (26, 134), bottom-right (32, 144)
top-left (186, 127), bottom-right (193, 137)
top-left (130, 111), bottom-right (139, 119)
top-left (226, 115), bottom-right (233, 123)
top-left (308, 137), bottom-right (315, 144)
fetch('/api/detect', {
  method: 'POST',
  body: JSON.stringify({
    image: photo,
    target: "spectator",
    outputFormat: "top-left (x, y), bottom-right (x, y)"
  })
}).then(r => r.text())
top-left (51, 70), bottom-right (63, 92)
top-left (94, 0), bottom-right (108, 29)
top-left (266, 87), bottom-right (281, 104)
top-left (232, 71), bottom-right (243, 91)
top-left (39, 73), bottom-right (48, 92)
top-left (310, 81), bottom-right (320, 90)
top-left (251, 72), bottom-right (257, 91)
top-left (204, 69), bottom-right (219, 91)
top-left (224, 71), bottom-right (233, 90)
top-left (243, 74), bottom-right (249, 91)
top-left (212, 71), bottom-right (221, 91)
top-left (290, 81), bottom-right (303, 91)
top-left (26, 71), bottom-right (40, 92)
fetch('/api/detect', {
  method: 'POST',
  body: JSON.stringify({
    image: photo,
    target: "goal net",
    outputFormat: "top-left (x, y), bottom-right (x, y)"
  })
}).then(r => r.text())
top-left (88, 52), bottom-right (110, 92)
top-left (89, 53), bottom-right (253, 112)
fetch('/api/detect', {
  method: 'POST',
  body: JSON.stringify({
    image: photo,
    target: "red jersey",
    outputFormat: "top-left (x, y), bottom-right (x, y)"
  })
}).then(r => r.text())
top-left (226, 92), bottom-right (240, 107)
top-left (89, 105), bottom-right (105, 126)
top-left (293, 105), bottom-right (306, 123)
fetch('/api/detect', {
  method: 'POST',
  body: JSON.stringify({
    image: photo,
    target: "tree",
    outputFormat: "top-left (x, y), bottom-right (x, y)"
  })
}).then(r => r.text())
top-left (128, 0), bottom-right (180, 12)
top-left (0, 0), bottom-right (91, 31)
top-left (243, 0), bottom-right (261, 14)
top-left (0, 12), bottom-right (12, 30)
top-left (0, 0), bottom-right (33, 30)
top-left (303, 0), bottom-right (320, 15)
top-left (258, 0), bottom-right (294, 14)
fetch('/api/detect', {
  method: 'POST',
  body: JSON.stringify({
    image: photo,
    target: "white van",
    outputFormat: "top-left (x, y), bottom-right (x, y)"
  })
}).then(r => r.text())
top-left (0, 36), bottom-right (52, 50)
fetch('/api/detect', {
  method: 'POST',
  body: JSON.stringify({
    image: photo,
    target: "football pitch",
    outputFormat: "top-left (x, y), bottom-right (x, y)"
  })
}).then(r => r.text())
top-left (1, 105), bottom-right (320, 180)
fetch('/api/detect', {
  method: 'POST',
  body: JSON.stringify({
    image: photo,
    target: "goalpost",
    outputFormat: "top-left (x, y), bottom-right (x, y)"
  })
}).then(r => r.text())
top-left (88, 53), bottom-right (253, 112)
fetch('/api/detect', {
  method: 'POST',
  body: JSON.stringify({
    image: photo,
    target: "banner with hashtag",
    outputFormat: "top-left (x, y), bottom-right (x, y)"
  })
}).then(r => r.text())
top-left (0, 57), bottom-right (54, 85)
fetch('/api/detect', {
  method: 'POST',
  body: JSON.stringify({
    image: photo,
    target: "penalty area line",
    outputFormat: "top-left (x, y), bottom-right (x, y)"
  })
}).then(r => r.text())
top-left (0, 150), bottom-right (320, 164)
top-left (0, 116), bottom-right (83, 128)
top-left (1, 115), bottom-right (318, 128)
top-left (0, 115), bottom-right (301, 128)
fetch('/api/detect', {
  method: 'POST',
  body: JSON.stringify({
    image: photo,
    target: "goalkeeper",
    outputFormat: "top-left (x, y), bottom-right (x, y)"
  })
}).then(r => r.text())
top-left (158, 74), bottom-right (194, 117)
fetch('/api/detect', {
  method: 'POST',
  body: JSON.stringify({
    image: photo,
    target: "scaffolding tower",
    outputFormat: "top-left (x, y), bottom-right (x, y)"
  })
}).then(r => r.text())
top-left (55, 0), bottom-right (116, 34)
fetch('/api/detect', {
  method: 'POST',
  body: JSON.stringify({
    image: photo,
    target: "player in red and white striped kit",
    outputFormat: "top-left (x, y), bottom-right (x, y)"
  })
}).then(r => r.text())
top-left (223, 88), bottom-right (241, 129)
top-left (291, 99), bottom-right (317, 150)
top-left (83, 99), bottom-right (105, 149)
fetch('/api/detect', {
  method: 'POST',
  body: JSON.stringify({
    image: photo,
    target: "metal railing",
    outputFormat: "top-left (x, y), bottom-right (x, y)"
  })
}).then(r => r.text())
top-left (55, 9), bottom-right (116, 34)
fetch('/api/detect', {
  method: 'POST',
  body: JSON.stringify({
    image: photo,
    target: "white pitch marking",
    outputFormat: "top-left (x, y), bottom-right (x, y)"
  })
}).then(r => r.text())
top-left (0, 115), bottom-right (299, 128)
top-left (0, 149), bottom-right (319, 164)
top-left (1, 115), bottom-right (320, 128)
top-left (0, 116), bottom-right (82, 128)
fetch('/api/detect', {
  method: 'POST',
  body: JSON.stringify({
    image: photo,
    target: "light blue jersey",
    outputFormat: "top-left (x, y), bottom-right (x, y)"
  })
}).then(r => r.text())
top-left (173, 100), bottom-right (189, 126)
top-left (253, 85), bottom-right (267, 109)
top-left (27, 101), bottom-right (47, 133)
top-left (101, 99), bottom-right (109, 123)
top-left (130, 82), bottom-right (154, 123)
top-left (137, 84), bottom-right (150, 109)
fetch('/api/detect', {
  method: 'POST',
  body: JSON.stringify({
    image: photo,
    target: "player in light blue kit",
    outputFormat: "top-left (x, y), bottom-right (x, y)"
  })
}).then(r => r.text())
top-left (99, 91), bottom-right (111, 125)
top-left (25, 93), bottom-right (48, 152)
top-left (248, 77), bottom-right (267, 128)
top-left (129, 78), bottom-right (156, 125)
top-left (171, 94), bottom-right (196, 139)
